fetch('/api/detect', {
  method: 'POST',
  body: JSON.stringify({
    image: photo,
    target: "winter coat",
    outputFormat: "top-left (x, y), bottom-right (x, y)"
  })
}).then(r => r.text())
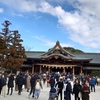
top-left (65, 82), bottom-right (72, 100)
top-left (55, 75), bottom-right (59, 82)
top-left (89, 78), bottom-right (96, 86)
top-left (30, 75), bottom-right (37, 87)
top-left (8, 75), bottom-right (14, 88)
top-left (81, 84), bottom-right (90, 100)
top-left (16, 74), bottom-right (24, 86)
top-left (73, 83), bottom-right (82, 96)
top-left (2, 77), bottom-right (6, 86)
top-left (55, 80), bottom-right (64, 90)
top-left (23, 74), bottom-right (28, 85)
top-left (49, 78), bottom-right (55, 88)
top-left (26, 75), bottom-right (31, 89)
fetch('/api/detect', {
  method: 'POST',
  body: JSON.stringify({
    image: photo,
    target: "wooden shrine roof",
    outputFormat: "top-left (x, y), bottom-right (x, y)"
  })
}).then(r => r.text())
top-left (25, 41), bottom-right (93, 63)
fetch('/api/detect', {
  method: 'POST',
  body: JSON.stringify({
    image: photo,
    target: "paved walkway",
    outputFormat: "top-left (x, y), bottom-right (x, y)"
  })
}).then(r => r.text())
top-left (1, 82), bottom-right (100, 100)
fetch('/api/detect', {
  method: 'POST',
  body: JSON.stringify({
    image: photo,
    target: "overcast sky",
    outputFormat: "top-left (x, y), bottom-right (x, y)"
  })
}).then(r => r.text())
top-left (0, 0), bottom-right (100, 52)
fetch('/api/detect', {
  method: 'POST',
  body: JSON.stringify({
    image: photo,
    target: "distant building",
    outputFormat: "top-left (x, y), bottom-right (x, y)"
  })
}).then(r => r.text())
top-left (22, 41), bottom-right (100, 75)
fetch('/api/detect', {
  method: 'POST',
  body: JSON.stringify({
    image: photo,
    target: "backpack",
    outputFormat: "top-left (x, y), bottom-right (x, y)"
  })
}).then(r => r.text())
top-left (35, 81), bottom-right (40, 89)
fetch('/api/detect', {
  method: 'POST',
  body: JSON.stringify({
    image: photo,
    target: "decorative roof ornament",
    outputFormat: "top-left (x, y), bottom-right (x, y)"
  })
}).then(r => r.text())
top-left (56, 41), bottom-right (60, 44)
top-left (55, 46), bottom-right (60, 50)
top-left (54, 56), bottom-right (59, 59)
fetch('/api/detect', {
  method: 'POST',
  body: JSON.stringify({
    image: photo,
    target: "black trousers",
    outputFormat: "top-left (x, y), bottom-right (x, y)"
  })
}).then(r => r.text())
top-left (74, 94), bottom-right (80, 100)
top-left (7, 87), bottom-right (13, 95)
top-left (58, 89), bottom-right (62, 100)
top-left (18, 85), bottom-right (22, 94)
top-left (90, 85), bottom-right (95, 92)
top-left (29, 86), bottom-right (35, 97)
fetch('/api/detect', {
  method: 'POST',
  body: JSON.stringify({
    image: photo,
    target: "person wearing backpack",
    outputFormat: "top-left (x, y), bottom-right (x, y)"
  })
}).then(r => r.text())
top-left (34, 78), bottom-right (43, 99)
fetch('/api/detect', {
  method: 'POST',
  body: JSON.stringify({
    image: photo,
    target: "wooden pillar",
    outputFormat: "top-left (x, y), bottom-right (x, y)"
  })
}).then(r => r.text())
top-left (63, 67), bottom-right (66, 73)
top-left (72, 66), bottom-right (75, 75)
top-left (48, 67), bottom-right (50, 74)
top-left (40, 65), bottom-right (42, 73)
top-left (80, 66), bottom-right (83, 74)
top-left (32, 65), bottom-right (34, 74)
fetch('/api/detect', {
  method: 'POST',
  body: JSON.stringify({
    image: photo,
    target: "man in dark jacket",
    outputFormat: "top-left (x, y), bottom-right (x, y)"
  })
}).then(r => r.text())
top-left (16, 73), bottom-right (24, 95)
top-left (7, 73), bottom-right (14, 95)
top-left (29, 74), bottom-right (37, 98)
top-left (55, 77), bottom-right (64, 100)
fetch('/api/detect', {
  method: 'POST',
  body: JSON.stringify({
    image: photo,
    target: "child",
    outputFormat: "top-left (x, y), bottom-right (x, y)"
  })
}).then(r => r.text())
top-left (34, 78), bottom-right (43, 99)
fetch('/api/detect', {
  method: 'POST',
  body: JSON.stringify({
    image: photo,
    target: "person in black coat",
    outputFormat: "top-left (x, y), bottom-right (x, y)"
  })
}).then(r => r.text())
top-left (29, 74), bottom-right (37, 98)
top-left (73, 79), bottom-right (82, 100)
top-left (16, 73), bottom-right (24, 95)
top-left (65, 78), bottom-right (73, 100)
top-left (7, 73), bottom-right (14, 95)
top-left (55, 77), bottom-right (64, 100)
top-left (49, 76), bottom-right (55, 88)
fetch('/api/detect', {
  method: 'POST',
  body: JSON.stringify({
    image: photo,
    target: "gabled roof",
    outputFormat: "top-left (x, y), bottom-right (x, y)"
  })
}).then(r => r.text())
top-left (41, 41), bottom-right (74, 57)
top-left (41, 53), bottom-right (92, 61)
top-left (25, 41), bottom-right (92, 62)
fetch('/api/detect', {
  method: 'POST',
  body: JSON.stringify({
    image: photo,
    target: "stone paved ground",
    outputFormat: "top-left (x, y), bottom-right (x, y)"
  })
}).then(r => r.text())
top-left (1, 81), bottom-right (100, 100)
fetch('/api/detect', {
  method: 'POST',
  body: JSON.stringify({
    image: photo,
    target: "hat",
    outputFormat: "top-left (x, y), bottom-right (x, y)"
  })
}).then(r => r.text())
top-left (67, 78), bottom-right (70, 81)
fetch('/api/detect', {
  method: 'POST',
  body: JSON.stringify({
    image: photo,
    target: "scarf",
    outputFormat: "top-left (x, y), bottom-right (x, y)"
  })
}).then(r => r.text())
top-left (83, 83), bottom-right (88, 88)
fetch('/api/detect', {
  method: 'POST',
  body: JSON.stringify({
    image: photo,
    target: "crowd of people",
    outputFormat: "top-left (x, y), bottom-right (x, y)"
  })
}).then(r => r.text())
top-left (0, 71), bottom-right (98, 100)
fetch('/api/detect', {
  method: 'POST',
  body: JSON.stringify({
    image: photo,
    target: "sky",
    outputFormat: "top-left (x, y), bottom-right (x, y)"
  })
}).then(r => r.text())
top-left (0, 0), bottom-right (100, 53)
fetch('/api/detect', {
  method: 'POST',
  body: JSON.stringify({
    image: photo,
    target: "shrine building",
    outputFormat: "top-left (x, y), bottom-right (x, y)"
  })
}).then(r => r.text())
top-left (22, 41), bottom-right (100, 75)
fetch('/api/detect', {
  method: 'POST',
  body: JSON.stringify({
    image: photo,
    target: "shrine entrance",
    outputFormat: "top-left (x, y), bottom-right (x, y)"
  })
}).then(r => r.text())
top-left (51, 67), bottom-right (63, 73)
top-left (31, 64), bottom-right (83, 75)
top-left (65, 67), bottom-right (72, 74)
